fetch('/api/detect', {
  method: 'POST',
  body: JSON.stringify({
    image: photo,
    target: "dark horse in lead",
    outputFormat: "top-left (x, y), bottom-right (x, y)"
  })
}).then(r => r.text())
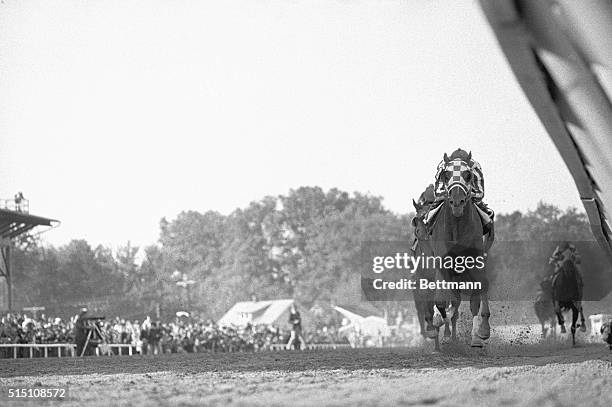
top-left (552, 257), bottom-right (584, 346)
top-left (420, 152), bottom-right (493, 350)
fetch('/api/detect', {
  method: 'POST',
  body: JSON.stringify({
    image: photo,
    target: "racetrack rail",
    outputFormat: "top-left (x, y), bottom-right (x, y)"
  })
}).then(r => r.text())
top-left (479, 0), bottom-right (612, 265)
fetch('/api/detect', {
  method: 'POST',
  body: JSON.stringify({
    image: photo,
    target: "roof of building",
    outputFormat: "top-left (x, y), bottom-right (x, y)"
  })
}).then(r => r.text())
top-left (0, 208), bottom-right (58, 240)
top-left (217, 299), bottom-right (294, 327)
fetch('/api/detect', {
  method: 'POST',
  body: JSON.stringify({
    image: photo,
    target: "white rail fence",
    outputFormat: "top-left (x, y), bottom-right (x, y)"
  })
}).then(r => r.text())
top-left (0, 343), bottom-right (351, 358)
top-left (269, 343), bottom-right (352, 351)
top-left (0, 344), bottom-right (76, 359)
top-left (0, 343), bottom-right (136, 359)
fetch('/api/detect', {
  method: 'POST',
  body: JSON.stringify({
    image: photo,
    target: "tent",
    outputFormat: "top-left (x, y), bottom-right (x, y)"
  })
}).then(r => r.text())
top-left (218, 299), bottom-right (294, 328)
top-left (334, 304), bottom-right (389, 346)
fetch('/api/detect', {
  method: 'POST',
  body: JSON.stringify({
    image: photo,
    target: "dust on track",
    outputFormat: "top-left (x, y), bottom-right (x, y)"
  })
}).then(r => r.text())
top-left (1, 343), bottom-right (611, 407)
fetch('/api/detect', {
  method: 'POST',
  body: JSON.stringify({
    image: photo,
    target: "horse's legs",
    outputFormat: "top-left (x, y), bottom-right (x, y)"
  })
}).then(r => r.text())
top-left (422, 288), bottom-right (438, 339)
top-left (433, 301), bottom-right (448, 329)
top-left (416, 298), bottom-right (427, 337)
top-left (477, 289), bottom-right (491, 341)
top-left (450, 296), bottom-right (460, 341)
top-left (443, 321), bottom-right (451, 338)
top-left (444, 291), bottom-right (460, 339)
top-left (433, 332), bottom-right (440, 352)
top-left (571, 304), bottom-right (579, 347)
top-left (470, 292), bottom-right (484, 347)
top-left (432, 269), bottom-right (449, 329)
top-left (426, 291), bottom-right (441, 351)
top-left (577, 302), bottom-right (587, 332)
top-left (431, 301), bottom-right (443, 352)
top-left (554, 301), bottom-right (566, 333)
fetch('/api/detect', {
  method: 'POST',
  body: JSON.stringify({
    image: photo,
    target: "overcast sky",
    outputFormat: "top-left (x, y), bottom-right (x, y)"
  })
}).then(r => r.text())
top-left (0, 0), bottom-right (582, 249)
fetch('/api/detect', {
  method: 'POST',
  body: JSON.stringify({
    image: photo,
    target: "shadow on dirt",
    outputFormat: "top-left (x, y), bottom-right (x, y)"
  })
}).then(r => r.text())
top-left (1, 342), bottom-right (610, 378)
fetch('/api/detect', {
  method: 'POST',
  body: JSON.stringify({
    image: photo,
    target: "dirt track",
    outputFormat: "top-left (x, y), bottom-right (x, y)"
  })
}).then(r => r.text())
top-left (1, 342), bottom-right (611, 407)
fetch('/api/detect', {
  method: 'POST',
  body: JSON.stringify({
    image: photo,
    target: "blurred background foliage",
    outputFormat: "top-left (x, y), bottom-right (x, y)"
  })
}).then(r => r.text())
top-left (7, 187), bottom-right (610, 321)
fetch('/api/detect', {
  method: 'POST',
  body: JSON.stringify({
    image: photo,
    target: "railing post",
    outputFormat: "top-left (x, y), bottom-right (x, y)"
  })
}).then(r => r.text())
top-left (13, 346), bottom-right (17, 359)
top-left (44, 347), bottom-right (48, 358)
top-left (29, 347), bottom-right (33, 358)
top-left (128, 346), bottom-right (132, 356)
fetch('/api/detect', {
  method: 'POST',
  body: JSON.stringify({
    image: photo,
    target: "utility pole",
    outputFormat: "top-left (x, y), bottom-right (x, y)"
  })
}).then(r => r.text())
top-left (176, 273), bottom-right (196, 311)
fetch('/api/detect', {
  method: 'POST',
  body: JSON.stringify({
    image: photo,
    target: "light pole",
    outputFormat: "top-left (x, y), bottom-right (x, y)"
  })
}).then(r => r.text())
top-left (176, 273), bottom-right (196, 311)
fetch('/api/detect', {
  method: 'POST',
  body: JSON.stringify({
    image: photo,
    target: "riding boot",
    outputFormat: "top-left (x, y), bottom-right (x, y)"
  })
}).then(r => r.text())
top-left (475, 200), bottom-right (495, 220)
top-left (474, 200), bottom-right (495, 236)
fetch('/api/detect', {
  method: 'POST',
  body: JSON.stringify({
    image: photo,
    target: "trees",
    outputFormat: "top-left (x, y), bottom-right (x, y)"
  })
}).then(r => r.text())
top-left (7, 189), bottom-right (601, 321)
top-left (488, 202), bottom-right (598, 302)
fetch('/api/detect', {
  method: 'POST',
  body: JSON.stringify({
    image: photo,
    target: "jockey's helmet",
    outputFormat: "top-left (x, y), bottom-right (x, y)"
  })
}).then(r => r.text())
top-left (449, 148), bottom-right (472, 163)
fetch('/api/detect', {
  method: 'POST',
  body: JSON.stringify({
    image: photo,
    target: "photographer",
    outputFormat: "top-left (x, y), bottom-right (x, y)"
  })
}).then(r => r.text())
top-left (149, 321), bottom-right (163, 355)
top-left (74, 308), bottom-right (89, 356)
top-left (286, 304), bottom-right (306, 350)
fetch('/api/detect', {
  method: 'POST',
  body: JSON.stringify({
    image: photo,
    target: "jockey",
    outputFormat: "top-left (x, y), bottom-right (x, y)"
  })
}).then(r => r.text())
top-left (411, 184), bottom-right (435, 253)
top-left (417, 184), bottom-right (436, 207)
top-left (549, 242), bottom-right (577, 267)
top-left (548, 242), bottom-right (586, 332)
top-left (430, 149), bottom-right (495, 235)
top-left (549, 242), bottom-right (584, 296)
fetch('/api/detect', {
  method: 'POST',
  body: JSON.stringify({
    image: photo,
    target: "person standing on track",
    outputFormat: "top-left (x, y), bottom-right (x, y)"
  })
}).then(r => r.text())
top-left (286, 304), bottom-right (306, 350)
top-left (74, 308), bottom-right (89, 356)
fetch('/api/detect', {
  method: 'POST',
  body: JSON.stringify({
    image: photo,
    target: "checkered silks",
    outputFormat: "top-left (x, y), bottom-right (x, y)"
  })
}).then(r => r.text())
top-left (444, 159), bottom-right (472, 193)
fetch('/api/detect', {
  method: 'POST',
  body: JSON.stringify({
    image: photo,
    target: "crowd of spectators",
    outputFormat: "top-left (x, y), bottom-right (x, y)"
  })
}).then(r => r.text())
top-left (0, 312), bottom-right (348, 358)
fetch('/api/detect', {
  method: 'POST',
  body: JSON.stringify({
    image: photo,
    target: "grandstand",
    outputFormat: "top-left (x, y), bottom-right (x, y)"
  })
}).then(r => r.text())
top-left (0, 196), bottom-right (58, 312)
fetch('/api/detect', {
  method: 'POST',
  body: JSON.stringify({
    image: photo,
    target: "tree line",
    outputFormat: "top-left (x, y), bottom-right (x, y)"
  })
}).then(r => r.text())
top-left (7, 187), bottom-right (609, 320)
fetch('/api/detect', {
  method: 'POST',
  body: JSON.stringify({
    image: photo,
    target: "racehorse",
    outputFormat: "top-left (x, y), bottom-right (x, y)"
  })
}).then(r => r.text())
top-left (427, 152), bottom-right (491, 349)
top-left (411, 199), bottom-right (455, 349)
top-left (552, 258), bottom-right (584, 346)
top-left (534, 277), bottom-right (556, 338)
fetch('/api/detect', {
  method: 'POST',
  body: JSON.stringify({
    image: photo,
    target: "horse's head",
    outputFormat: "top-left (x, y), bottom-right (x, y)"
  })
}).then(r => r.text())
top-left (412, 199), bottom-right (430, 241)
top-left (442, 151), bottom-right (473, 217)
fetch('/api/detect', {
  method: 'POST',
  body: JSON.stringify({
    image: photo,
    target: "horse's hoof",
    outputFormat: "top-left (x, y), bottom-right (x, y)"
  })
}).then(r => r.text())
top-left (477, 320), bottom-right (490, 340)
top-left (471, 336), bottom-right (484, 348)
top-left (580, 325), bottom-right (587, 333)
top-left (425, 328), bottom-right (438, 339)
top-left (477, 328), bottom-right (491, 341)
top-left (443, 328), bottom-right (451, 338)
top-left (432, 314), bottom-right (445, 329)
top-left (560, 325), bottom-right (567, 334)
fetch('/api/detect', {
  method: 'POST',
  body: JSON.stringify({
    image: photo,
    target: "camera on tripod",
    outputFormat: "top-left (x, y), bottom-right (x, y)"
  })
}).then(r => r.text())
top-left (83, 316), bottom-right (105, 325)
top-left (79, 316), bottom-right (110, 356)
